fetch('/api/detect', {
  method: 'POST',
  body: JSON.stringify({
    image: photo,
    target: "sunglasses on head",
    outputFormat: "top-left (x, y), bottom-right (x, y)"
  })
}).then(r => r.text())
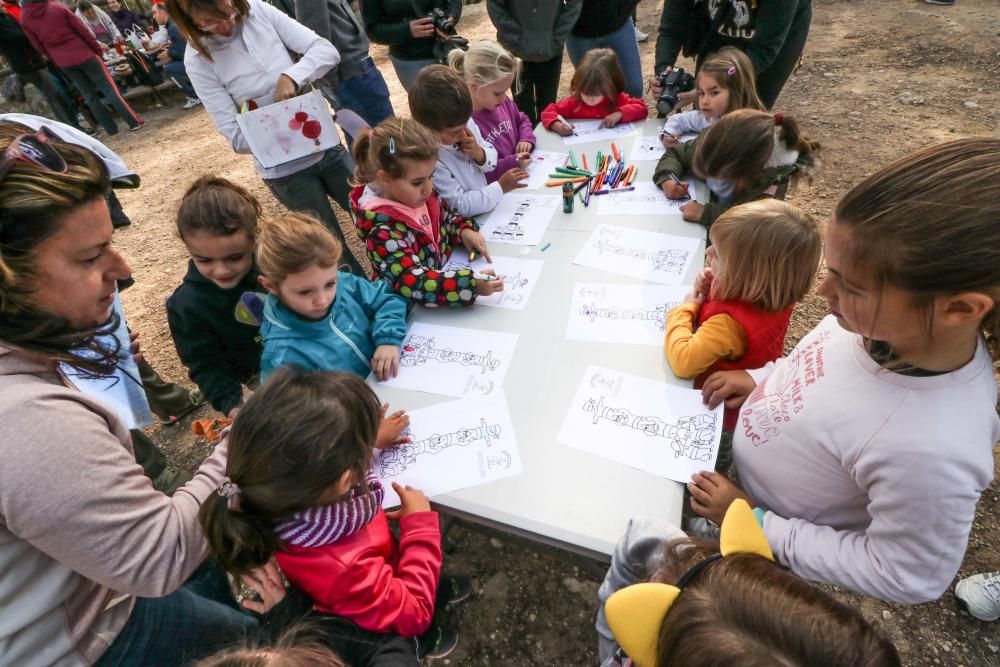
top-left (0, 127), bottom-right (68, 184)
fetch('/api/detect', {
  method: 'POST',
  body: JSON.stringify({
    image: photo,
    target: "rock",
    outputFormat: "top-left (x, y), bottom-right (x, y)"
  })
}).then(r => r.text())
top-left (529, 613), bottom-right (537, 622)
top-left (896, 91), bottom-right (925, 105)
top-left (823, 72), bottom-right (837, 77)
top-left (964, 101), bottom-right (979, 109)
top-left (882, 610), bottom-right (892, 620)
top-left (562, 577), bottom-right (584, 594)
top-left (942, 642), bottom-right (951, 653)
top-left (848, 111), bottom-right (863, 119)
top-left (489, 537), bottom-right (503, 548)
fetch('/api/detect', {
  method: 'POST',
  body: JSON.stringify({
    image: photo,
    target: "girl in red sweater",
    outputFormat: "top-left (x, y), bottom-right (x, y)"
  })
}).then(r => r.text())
top-left (199, 368), bottom-right (469, 660)
top-left (663, 199), bottom-right (820, 467)
top-left (540, 47), bottom-right (648, 136)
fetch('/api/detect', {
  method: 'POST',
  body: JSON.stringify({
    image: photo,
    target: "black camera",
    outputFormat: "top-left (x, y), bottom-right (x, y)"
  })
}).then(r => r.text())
top-left (427, 7), bottom-right (456, 37)
top-left (656, 66), bottom-right (696, 115)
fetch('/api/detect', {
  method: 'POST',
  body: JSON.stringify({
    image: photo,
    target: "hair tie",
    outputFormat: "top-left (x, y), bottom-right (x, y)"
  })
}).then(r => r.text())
top-left (388, 136), bottom-right (396, 154)
top-left (774, 113), bottom-right (784, 126)
top-left (218, 476), bottom-right (241, 509)
top-left (726, 65), bottom-right (736, 76)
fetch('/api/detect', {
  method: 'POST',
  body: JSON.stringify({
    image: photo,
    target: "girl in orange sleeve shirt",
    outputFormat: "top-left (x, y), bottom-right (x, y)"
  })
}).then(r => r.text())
top-left (540, 47), bottom-right (648, 135)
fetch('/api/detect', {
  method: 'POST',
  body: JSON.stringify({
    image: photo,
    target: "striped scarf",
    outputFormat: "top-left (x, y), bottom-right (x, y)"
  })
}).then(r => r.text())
top-left (275, 472), bottom-right (384, 548)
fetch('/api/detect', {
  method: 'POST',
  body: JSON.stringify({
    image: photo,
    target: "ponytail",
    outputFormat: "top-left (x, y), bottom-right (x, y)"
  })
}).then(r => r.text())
top-left (350, 128), bottom-right (375, 186)
top-left (199, 490), bottom-right (282, 576)
top-left (446, 47), bottom-right (466, 75)
top-left (775, 113), bottom-right (821, 178)
top-left (350, 118), bottom-right (439, 186)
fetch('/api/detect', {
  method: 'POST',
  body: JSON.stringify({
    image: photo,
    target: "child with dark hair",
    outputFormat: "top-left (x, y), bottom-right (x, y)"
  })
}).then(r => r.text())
top-left (199, 368), bottom-right (469, 660)
top-left (654, 109), bottom-right (819, 230)
top-left (167, 176), bottom-right (264, 418)
top-left (408, 64), bottom-right (527, 218)
top-left (540, 47), bottom-right (648, 136)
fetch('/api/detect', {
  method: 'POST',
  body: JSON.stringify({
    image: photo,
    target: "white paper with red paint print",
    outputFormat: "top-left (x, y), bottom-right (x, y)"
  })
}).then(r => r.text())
top-left (234, 89), bottom-right (338, 168)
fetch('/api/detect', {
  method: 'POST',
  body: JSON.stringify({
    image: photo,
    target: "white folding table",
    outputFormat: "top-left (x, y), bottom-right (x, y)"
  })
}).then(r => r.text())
top-left (371, 119), bottom-right (708, 561)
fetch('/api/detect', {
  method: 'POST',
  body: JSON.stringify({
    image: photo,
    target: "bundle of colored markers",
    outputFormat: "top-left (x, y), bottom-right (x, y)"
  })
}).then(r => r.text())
top-left (543, 143), bottom-right (637, 207)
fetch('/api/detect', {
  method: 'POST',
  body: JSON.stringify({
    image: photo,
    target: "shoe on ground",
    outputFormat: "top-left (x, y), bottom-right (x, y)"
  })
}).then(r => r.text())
top-left (955, 571), bottom-right (1000, 621)
top-left (635, 26), bottom-right (649, 42)
top-left (924, 0), bottom-right (955, 4)
top-left (685, 516), bottom-right (721, 538)
top-left (440, 574), bottom-right (473, 605)
top-left (417, 625), bottom-right (458, 660)
top-left (130, 121), bottom-right (147, 132)
top-left (183, 97), bottom-right (202, 109)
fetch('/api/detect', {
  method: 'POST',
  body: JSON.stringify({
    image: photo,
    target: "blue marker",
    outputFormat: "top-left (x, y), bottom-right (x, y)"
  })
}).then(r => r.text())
top-left (540, 242), bottom-right (552, 252)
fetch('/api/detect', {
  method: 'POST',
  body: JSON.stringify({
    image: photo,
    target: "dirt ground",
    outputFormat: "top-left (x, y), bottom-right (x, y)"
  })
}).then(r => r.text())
top-left (16, 0), bottom-right (1000, 663)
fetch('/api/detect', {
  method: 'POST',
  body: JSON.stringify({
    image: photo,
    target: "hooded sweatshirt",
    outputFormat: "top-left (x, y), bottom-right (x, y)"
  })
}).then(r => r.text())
top-left (259, 271), bottom-right (408, 382)
top-left (0, 343), bottom-right (228, 666)
top-left (19, 0), bottom-right (102, 68)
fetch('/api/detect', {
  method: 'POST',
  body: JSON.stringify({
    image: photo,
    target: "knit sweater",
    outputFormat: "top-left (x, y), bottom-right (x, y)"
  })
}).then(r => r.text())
top-left (540, 92), bottom-right (649, 130)
top-left (0, 343), bottom-right (228, 665)
top-left (472, 97), bottom-right (536, 184)
top-left (736, 316), bottom-right (999, 603)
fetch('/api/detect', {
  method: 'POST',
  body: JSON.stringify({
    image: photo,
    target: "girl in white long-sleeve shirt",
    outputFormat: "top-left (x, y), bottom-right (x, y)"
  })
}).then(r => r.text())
top-left (688, 139), bottom-right (1000, 605)
top-left (168, 0), bottom-right (364, 274)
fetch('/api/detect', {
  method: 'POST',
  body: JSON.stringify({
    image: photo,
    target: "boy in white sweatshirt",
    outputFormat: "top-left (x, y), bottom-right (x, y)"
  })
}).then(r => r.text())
top-left (409, 64), bottom-right (526, 218)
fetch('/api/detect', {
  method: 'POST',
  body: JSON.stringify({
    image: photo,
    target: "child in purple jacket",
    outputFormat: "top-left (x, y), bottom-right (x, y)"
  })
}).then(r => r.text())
top-left (448, 39), bottom-right (536, 184)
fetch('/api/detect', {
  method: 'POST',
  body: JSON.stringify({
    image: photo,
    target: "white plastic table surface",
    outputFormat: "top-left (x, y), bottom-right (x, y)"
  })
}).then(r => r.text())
top-left (371, 119), bottom-right (708, 560)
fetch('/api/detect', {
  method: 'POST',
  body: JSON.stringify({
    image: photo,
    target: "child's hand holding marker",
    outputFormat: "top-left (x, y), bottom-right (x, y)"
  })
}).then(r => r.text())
top-left (517, 152), bottom-right (533, 169)
top-left (660, 131), bottom-right (680, 148)
top-left (460, 228), bottom-right (492, 262)
top-left (552, 114), bottom-right (575, 137)
top-left (375, 403), bottom-right (411, 448)
top-left (474, 269), bottom-right (505, 296)
top-left (661, 170), bottom-right (690, 200)
top-left (602, 111), bottom-right (623, 128)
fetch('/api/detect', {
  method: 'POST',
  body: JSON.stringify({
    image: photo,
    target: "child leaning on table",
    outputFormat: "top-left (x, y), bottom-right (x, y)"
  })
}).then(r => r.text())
top-left (408, 64), bottom-right (528, 218)
top-left (653, 109), bottom-right (819, 230)
top-left (350, 117), bottom-right (505, 308)
top-left (200, 368), bottom-right (470, 661)
top-left (594, 500), bottom-right (901, 667)
top-left (540, 48), bottom-right (648, 136)
top-left (664, 200), bottom-right (820, 470)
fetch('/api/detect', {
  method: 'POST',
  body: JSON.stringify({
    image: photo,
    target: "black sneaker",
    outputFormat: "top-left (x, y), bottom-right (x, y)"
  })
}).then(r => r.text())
top-left (439, 574), bottom-right (473, 606)
top-left (417, 624), bottom-right (458, 660)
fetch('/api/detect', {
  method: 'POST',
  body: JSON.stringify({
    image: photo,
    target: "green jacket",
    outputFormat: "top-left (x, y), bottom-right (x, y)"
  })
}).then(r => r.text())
top-left (652, 135), bottom-right (800, 229)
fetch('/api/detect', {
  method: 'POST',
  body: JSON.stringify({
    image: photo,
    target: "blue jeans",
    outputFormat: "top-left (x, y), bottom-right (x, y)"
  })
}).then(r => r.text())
top-left (95, 561), bottom-right (258, 666)
top-left (566, 18), bottom-right (644, 99)
top-left (334, 57), bottom-right (395, 131)
top-left (163, 59), bottom-right (197, 99)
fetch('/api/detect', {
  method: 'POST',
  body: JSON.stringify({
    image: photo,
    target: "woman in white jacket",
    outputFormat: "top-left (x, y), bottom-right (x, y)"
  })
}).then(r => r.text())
top-left (166, 0), bottom-right (364, 274)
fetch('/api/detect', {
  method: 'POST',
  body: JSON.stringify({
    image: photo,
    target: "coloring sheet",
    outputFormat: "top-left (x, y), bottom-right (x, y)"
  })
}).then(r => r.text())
top-left (561, 120), bottom-right (639, 146)
top-left (628, 133), bottom-right (698, 161)
top-left (573, 224), bottom-right (701, 285)
top-left (522, 150), bottom-right (569, 190)
top-left (557, 365), bottom-right (722, 483)
top-left (566, 283), bottom-right (690, 345)
top-left (596, 181), bottom-right (691, 216)
top-left (377, 394), bottom-right (523, 508)
top-left (234, 89), bottom-right (338, 168)
top-left (476, 194), bottom-right (560, 246)
top-left (370, 322), bottom-right (518, 398)
top-left (442, 255), bottom-right (545, 310)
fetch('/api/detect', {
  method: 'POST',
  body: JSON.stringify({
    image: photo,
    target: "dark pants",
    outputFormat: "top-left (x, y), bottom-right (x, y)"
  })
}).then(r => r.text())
top-left (61, 55), bottom-right (143, 134)
top-left (21, 68), bottom-right (77, 126)
top-left (264, 145), bottom-right (365, 275)
top-left (163, 59), bottom-right (197, 99)
top-left (515, 54), bottom-right (564, 128)
top-left (753, 7), bottom-right (811, 108)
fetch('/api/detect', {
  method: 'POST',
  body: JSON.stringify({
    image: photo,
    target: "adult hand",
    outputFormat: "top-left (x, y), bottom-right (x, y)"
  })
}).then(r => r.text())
top-left (371, 344), bottom-right (400, 381)
top-left (497, 167), bottom-right (528, 193)
top-left (409, 16), bottom-right (434, 39)
top-left (460, 228), bottom-right (492, 262)
top-left (684, 267), bottom-right (713, 306)
top-left (601, 111), bottom-right (623, 128)
top-left (375, 403), bottom-right (410, 449)
top-left (515, 141), bottom-right (534, 155)
top-left (680, 201), bottom-right (704, 222)
top-left (550, 120), bottom-right (574, 137)
top-left (688, 471), bottom-right (753, 525)
top-left (274, 73), bottom-right (298, 102)
top-left (661, 180), bottom-right (689, 200)
top-left (701, 370), bottom-right (756, 410)
top-left (475, 270), bottom-right (505, 297)
top-left (156, 50), bottom-right (169, 64)
top-left (239, 560), bottom-right (286, 614)
top-left (385, 482), bottom-right (431, 520)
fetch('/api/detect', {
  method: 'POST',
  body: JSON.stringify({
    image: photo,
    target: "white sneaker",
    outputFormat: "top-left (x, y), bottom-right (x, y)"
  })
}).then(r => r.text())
top-left (635, 26), bottom-right (649, 43)
top-left (955, 572), bottom-right (1000, 621)
top-left (182, 97), bottom-right (202, 110)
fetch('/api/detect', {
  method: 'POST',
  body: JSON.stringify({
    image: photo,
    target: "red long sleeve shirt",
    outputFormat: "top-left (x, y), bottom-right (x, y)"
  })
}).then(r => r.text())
top-left (540, 92), bottom-right (649, 129)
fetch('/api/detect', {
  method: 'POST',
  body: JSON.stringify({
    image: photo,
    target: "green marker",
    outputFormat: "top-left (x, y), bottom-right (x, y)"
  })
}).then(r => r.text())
top-left (568, 150), bottom-right (578, 168)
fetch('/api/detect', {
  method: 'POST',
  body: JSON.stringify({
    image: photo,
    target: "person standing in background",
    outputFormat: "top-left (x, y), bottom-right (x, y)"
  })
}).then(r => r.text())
top-left (565, 0), bottom-right (644, 99)
top-left (76, 0), bottom-right (123, 47)
top-left (486, 0), bottom-right (582, 128)
top-left (151, 2), bottom-right (202, 109)
top-left (106, 0), bottom-right (147, 36)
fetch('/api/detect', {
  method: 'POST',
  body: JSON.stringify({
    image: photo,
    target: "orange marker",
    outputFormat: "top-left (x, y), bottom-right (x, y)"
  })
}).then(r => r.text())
top-left (544, 177), bottom-right (588, 187)
top-left (582, 153), bottom-right (588, 170)
top-left (611, 143), bottom-right (620, 162)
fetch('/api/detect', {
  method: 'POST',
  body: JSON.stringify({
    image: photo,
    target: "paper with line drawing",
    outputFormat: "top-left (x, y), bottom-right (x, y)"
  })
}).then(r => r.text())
top-left (572, 224), bottom-right (701, 285)
top-left (442, 255), bottom-right (544, 310)
top-left (567, 283), bottom-right (690, 345)
top-left (476, 194), bottom-right (559, 246)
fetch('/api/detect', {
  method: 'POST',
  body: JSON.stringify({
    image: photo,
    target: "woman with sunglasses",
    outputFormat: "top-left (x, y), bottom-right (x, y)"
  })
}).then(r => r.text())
top-left (0, 124), bottom-right (261, 666)
top-left (165, 0), bottom-right (365, 275)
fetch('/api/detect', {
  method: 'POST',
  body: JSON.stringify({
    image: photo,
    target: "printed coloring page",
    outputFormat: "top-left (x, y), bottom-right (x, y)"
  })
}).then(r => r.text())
top-left (566, 283), bottom-right (690, 345)
top-left (476, 194), bottom-right (560, 246)
top-left (573, 224), bottom-right (701, 285)
top-left (561, 120), bottom-right (639, 146)
top-left (443, 255), bottom-right (545, 310)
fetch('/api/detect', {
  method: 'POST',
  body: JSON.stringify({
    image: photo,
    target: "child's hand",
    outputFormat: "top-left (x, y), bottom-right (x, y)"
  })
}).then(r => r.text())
top-left (515, 141), bottom-right (534, 155)
top-left (375, 403), bottom-right (411, 449)
top-left (498, 167), bottom-right (529, 193)
top-left (475, 270), bottom-right (505, 297)
top-left (660, 132), bottom-right (680, 148)
top-left (371, 344), bottom-right (400, 381)
top-left (128, 330), bottom-right (144, 364)
top-left (602, 111), bottom-right (623, 128)
top-left (457, 128), bottom-right (486, 165)
top-left (688, 471), bottom-right (753, 525)
top-left (701, 370), bottom-right (756, 411)
top-left (680, 201), bottom-right (704, 222)
top-left (685, 267), bottom-right (713, 306)
top-left (460, 228), bottom-right (493, 262)
top-left (239, 559), bottom-right (286, 614)
top-left (550, 121), bottom-right (574, 137)
top-left (517, 152), bottom-right (532, 169)
top-left (386, 481), bottom-right (431, 520)
top-left (661, 180), bottom-right (690, 200)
